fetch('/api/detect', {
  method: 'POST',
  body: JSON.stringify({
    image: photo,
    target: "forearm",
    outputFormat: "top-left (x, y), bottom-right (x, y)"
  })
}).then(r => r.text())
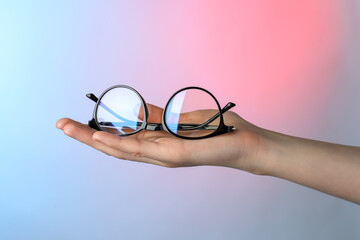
top-left (255, 129), bottom-right (360, 204)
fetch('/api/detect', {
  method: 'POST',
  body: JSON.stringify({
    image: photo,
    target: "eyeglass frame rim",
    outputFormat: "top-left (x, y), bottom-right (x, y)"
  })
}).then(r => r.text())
top-left (89, 84), bottom-right (234, 140)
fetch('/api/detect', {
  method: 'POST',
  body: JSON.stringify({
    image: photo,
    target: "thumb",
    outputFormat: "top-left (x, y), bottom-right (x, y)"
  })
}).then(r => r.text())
top-left (136, 103), bottom-right (164, 123)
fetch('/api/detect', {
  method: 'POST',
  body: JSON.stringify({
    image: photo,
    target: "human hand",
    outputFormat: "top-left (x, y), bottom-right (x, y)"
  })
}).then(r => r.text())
top-left (56, 104), bottom-right (267, 173)
top-left (57, 103), bottom-right (360, 203)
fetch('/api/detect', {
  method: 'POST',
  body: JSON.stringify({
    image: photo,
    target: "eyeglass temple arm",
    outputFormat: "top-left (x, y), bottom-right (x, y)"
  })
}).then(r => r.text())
top-left (86, 93), bottom-right (98, 102)
top-left (200, 102), bottom-right (235, 127)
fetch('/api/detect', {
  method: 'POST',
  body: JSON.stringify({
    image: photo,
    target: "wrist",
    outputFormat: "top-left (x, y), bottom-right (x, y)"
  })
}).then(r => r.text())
top-left (234, 126), bottom-right (286, 176)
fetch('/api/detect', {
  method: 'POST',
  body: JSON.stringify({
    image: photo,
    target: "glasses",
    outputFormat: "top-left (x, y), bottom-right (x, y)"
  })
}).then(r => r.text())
top-left (86, 85), bottom-right (236, 140)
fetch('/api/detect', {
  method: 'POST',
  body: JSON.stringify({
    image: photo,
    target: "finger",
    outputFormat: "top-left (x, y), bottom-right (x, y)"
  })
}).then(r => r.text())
top-left (59, 119), bottom-right (175, 166)
top-left (112, 151), bottom-right (177, 167)
top-left (133, 129), bottom-right (173, 140)
top-left (60, 119), bottom-right (123, 155)
top-left (56, 118), bottom-right (73, 130)
top-left (138, 103), bottom-right (163, 123)
top-left (92, 131), bottom-right (187, 165)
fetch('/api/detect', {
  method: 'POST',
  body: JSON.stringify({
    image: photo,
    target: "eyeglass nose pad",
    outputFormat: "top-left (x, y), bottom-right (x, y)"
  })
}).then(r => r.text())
top-left (145, 123), bottom-right (163, 131)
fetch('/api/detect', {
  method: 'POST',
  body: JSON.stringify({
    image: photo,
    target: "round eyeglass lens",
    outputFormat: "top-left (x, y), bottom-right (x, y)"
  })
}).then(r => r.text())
top-left (164, 88), bottom-right (220, 138)
top-left (96, 87), bottom-right (145, 135)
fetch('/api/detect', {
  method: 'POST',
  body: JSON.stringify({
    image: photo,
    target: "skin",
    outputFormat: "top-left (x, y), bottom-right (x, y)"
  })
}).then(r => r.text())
top-left (56, 104), bottom-right (360, 204)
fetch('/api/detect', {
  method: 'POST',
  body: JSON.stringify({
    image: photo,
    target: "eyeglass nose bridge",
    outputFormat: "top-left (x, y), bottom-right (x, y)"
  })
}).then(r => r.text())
top-left (145, 123), bottom-right (163, 131)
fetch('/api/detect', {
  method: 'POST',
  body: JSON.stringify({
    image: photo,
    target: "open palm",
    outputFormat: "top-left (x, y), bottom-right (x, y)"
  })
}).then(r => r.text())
top-left (57, 104), bottom-right (264, 172)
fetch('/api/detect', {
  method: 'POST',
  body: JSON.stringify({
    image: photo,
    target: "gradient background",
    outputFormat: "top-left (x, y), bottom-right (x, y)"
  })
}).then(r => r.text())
top-left (1, 0), bottom-right (360, 239)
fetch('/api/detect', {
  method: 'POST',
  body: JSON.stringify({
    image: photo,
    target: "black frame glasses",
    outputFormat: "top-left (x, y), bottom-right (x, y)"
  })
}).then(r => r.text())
top-left (86, 85), bottom-right (236, 140)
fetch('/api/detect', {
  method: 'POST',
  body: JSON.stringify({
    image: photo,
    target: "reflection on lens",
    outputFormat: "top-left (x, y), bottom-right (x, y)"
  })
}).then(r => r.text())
top-left (164, 88), bottom-right (220, 138)
top-left (96, 87), bottom-right (144, 135)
